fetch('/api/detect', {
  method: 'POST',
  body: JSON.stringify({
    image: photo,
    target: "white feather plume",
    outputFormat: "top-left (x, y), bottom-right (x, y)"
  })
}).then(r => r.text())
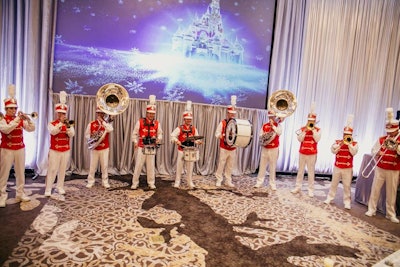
top-left (8, 84), bottom-right (16, 98)
top-left (310, 101), bottom-right (316, 114)
top-left (346, 114), bottom-right (354, 127)
top-left (186, 100), bottom-right (192, 112)
top-left (149, 95), bottom-right (156, 105)
top-left (386, 107), bottom-right (394, 121)
top-left (231, 95), bottom-right (237, 106)
top-left (59, 91), bottom-right (67, 104)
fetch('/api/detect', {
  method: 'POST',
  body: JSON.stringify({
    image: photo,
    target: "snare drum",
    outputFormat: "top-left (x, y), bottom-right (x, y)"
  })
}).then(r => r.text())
top-left (183, 147), bottom-right (199, 162)
top-left (143, 145), bottom-right (157, 155)
top-left (225, 119), bottom-right (253, 148)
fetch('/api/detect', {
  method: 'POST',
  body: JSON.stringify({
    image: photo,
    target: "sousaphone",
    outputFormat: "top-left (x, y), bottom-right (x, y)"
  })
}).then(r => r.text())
top-left (260, 90), bottom-right (297, 146)
top-left (88, 83), bottom-right (129, 149)
top-left (96, 83), bottom-right (129, 115)
top-left (268, 89), bottom-right (297, 118)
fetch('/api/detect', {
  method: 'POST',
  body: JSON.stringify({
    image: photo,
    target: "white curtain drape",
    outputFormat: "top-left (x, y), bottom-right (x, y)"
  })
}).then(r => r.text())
top-left (51, 93), bottom-right (266, 177)
top-left (270, 0), bottom-right (400, 175)
top-left (0, 0), bottom-right (56, 172)
top-left (1, 0), bottom-right (399, 177)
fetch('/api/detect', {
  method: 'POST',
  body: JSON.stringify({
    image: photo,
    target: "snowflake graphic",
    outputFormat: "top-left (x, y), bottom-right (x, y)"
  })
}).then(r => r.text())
top-left (163, 87), bottom-right (185, 101)
top-left (87, 65), bottom-right (103, 76)
top-left (210, 95), bottom-right (225, 105)
top-left (125, 80), bottom-right (146, 94)
top-left (64, 79), bottom-right (84, 94)
top-left (87, 47), bottom-right (101, 56)
top-left (53, 60), bottom-right (69, 73)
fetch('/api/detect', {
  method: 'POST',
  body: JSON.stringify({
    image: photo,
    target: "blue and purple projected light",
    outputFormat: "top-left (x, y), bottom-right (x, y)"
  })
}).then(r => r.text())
top-left (53, 0), bottom-right (276, 109)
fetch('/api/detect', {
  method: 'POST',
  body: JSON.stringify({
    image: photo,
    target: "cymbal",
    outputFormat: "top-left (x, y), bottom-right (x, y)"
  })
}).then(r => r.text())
top-left (185, 136), bottom-right (204, 141)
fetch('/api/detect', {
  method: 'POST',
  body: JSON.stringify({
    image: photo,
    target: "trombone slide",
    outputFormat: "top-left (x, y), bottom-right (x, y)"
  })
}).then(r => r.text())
top-left (361, 132), bottom-right (400, 178)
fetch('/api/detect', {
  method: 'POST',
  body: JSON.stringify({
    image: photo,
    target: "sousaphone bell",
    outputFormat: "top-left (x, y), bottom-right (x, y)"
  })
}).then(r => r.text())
top-left (88, 83), bottom-right (130, 150)
top-left (96, 83), bottom-right (129, 116)
top-left (268, 89), bottom-right (297, 119)
top-left (260, 90), bottom-right (297, 146)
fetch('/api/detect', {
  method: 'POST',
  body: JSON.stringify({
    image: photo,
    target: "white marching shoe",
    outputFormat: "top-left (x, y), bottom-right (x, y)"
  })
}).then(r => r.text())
top-left (225, 180), bottom-right (235, 187)
top-left (291, 187), bottom-right (300, 194)
top-left (16, 194), bottom-right (31, 202)
top-left (102, 181), bottom-right (111, 189)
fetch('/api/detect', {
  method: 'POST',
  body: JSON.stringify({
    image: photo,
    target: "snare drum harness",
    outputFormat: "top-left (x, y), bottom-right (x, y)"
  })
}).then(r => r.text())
top-left (141, 118), bottom-right (158, 146)
top-left (180, 124), bottom-right (195, 149)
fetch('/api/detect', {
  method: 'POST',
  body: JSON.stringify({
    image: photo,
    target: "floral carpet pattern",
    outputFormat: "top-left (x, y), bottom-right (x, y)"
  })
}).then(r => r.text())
top-left (2, 175), bottom-right (400, 267)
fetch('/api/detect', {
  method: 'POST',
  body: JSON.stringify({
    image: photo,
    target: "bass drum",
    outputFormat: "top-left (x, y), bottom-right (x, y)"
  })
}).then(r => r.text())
top-left (225, 119), bottom-right (253, 148)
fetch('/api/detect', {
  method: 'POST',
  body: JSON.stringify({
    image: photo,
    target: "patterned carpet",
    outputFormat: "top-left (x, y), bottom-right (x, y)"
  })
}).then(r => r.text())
top-left (1, 175), bottom-right (399, 267)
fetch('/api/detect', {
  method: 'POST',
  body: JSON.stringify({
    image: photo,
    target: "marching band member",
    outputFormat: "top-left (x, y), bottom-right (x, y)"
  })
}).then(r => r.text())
top-left (171, 101), bottom-right (202, 189)
top-left (0, 84), bottom-right (35, 207)
top-left (131, 95), bottom-right (163, 190)
top-left (291, 102), bottom-right (321, 197)
top-left (85, 107), bottom-right (114, 189)
top-left (365, 108), bottom-right (400, 223)
top-left (324, 115), bottom-right (358, 209)
top-left (254, 110), bottom-right (282, 190)
top-left (215, 96), bottom-right (237, 188)
top-left (45, 91), bottom-right (75, 196)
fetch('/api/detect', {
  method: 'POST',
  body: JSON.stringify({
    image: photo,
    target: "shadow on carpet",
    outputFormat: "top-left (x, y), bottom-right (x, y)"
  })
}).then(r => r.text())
top-left (2, 175), bottom-right (399, 267)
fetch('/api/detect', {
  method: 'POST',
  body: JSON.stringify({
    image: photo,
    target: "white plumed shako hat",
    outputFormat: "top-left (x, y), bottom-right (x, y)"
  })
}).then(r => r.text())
top-left (4, 84), bottom-right (18, 108)
top-left (227, 95), bottom-right (237, 114)
top-left (385, 107), bottom-right (399, 133)
top-left (183, 100), bottom-right (193, 119)
top-left (146, 95), bottom-right (156, 113)
top-left (55, 91), bottom-right (68, 113)
top-left (343, 114), bottom-right (354, 135)
top-left (307, 101), bottom-right (317, 121)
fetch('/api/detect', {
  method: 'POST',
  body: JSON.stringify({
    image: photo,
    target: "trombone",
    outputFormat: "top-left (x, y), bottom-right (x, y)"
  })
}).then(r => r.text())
top-left (361, 132), bottom-right (400, 178)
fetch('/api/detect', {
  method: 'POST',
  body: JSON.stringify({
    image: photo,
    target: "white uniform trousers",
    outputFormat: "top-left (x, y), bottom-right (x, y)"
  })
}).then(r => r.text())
top-left (367, 167), bottom-right (399, 219)
top-left (132, 147), bottom-right (155, 187)
top-left (0, 148), bottom-right (26, 200)
top-left (295, 153), bottom-right (317, 192)
top-left (175, 150), bottom-right (194, 186)
top-left (45, 149), bottom-right (70, 193)
top-left (326, 166), bottom-right (353, 206)
top-left (256, 147), bottom-right (278, 187)
top-left (215, 148), bottom-right (235, 183)
top-left (87, 148), bottom-right (109, 186)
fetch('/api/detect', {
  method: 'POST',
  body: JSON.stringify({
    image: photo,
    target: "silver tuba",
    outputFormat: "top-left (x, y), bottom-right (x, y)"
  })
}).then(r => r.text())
top-left (268, 89), bottom-right (297, 119)
top-left (260, 90), bottom-right (297, 146)
top-left (88, 83), bottom-right (129, 150)
top-left (96, 83), bottom-right (129, 115)
top-left (259, 131), bottom-right (276, 146)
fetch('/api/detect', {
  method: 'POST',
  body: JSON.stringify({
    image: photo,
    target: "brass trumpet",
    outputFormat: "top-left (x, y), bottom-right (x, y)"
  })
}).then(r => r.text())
top-left (63, 119), bottom-right (75, 128)
top-left (18, 111), bottom-right (38, 120)
top-left (296, 121), bottom-right (319, 135)
top-left (343, 135), bottom-right (353, 145)
top-left (307, 121), bottom-right (315, 130)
